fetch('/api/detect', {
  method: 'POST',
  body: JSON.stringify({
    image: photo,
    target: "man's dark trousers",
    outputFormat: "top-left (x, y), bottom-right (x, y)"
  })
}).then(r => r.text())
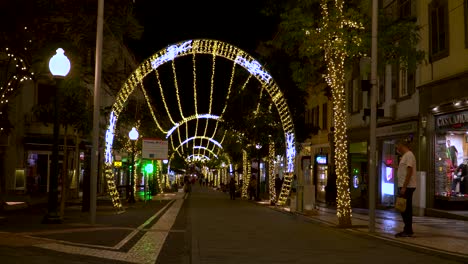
top-left (400, 187), bottom-right (416, 234)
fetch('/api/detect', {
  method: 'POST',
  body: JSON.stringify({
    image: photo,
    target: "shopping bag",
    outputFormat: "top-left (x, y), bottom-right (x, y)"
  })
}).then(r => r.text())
top-left (395, 197), bottom-right (407, 212)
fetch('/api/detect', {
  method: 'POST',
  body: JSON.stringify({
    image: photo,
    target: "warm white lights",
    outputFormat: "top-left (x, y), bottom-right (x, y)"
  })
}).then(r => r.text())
top-left (103, 39), bottom-right (297, 210)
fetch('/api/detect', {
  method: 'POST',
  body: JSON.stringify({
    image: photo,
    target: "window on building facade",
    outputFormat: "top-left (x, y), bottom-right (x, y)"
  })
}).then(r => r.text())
top-left (465, 0), bottom-right (468, 48)
top-left (315, 105), bottom-right (320, 128)
top-left (352, 79), bottom-right (360, 113)
top-left (378, 75), bottom-right (385, 106)
top-left (398, 0), bottom-right (415, 19)
top-left (399, 69), bottom-right (408, 97)
top-left (429, 0), bottom-right (449, 61)
top-left (322, 103), bottom-right (328, 130)
top-left (398, 68), bottom-right (416, 98)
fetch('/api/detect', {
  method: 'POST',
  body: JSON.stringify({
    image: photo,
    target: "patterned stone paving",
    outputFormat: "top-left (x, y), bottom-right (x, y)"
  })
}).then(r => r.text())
top-left (272, 204), bottom-right (468, 258)
top-left (30, 192), bottom-right (186, 263)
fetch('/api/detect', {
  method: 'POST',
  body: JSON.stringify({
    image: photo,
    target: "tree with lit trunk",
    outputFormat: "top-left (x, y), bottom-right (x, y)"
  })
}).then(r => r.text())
top-left (318, 0), bottom-right (359, 227)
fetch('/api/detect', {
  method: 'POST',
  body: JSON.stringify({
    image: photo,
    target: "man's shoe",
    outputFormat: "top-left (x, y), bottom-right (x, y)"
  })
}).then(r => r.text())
top-left (395, 232), bottom-right (413, 238)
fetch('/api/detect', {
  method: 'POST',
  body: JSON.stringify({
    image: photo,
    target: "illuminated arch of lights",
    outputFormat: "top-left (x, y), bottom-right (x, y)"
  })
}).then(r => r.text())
top-left (186, 154), bottom-right (211, 161)
top-left (103, 39), bottom-right (296, 210)
top-left (166, 114), bottom-right (221, 138)
top-left (192, 146), bottom-right (218, 158)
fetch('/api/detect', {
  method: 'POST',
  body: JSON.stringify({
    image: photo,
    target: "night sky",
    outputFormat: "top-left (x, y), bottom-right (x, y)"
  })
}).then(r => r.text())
top-left (131, 0), bottom-right (277, 60)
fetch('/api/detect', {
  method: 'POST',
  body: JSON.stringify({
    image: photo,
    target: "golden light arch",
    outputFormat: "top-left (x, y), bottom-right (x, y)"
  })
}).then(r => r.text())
top-left (103, 39), bottom-right (296, 210)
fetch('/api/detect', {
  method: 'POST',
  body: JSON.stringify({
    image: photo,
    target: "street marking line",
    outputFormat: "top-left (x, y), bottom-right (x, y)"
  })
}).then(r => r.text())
top-left (114, 199), bottom-right (175, 250)
top-left (34, 197), bottom-right (185, 264)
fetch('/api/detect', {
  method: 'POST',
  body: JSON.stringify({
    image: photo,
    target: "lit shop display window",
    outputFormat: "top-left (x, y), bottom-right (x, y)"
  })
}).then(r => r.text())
top-left (434, 132), bottom-right (468, 199)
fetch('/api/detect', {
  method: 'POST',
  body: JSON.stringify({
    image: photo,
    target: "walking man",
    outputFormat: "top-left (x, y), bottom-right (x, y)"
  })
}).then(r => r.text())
top-left (393, 140), bottom-right (417, 237)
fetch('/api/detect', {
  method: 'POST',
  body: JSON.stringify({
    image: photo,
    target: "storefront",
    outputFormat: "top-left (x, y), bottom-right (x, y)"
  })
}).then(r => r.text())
top-left (432, 110), bottom-right (468, 209)
top-left (376, 120), bottom-right (418, 207)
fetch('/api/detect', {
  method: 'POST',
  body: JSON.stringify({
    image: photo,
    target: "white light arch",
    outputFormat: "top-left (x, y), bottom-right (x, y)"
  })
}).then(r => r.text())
top-left (103, 39), bottom-right (296, 209)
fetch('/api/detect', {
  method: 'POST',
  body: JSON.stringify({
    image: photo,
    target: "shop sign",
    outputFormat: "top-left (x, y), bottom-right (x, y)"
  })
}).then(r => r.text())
top-left (376, 121), bottom-right (417, 137)
top-left (142, 138), bottom-right (168, 160)
top-left (315, 154), bottom-right (327, 165)
top-left (435, 110), bottom-right (468, 131)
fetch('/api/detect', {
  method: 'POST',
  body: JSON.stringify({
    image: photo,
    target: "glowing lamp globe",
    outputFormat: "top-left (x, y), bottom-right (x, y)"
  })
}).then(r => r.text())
top-left (128, 127), bottom-right (139, 141)
top-left (163, 160), bottom-right (168, 164)
top-left (144, 163), bottom-right (154, 174)
top-left (49, 48), bottom-right (71, 77)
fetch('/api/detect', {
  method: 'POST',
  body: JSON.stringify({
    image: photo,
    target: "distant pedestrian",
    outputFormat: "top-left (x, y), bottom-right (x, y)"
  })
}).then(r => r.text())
top-left (274, 174), bottom-right (282, 202)
top-left (248, 176), bottom-right (257, 200)
top-left (229, 177), bottom-right (237, 200)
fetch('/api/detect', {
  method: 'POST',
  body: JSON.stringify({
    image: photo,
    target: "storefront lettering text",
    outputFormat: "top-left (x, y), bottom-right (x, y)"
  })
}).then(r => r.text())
top-left (436, 111), bottom-right (468, 130)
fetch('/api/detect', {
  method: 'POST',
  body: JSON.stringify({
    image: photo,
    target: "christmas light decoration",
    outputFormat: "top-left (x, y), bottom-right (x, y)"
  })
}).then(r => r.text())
top-left (241, 150), bottom-right (250, 198)
top-left (315, 0), bottom-right (361, 226)
top-left (103, 39), bottom-right (297, 210)
top-left (166, 114), bottom-right (220, 138)
top-left (269, 140), bottom-right (276, 203)
top-left (0, 26), bottom-right (34, 132)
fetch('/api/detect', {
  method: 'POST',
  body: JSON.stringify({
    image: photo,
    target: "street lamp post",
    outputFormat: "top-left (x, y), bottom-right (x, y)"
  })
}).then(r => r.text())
top-left (43, 48), bottom-right (70, 224)
top-left (128, 127), bottom-right (139, 204)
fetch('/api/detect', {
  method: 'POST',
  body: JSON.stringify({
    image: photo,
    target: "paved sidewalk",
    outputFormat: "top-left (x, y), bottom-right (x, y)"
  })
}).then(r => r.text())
top-left (259, 197), bottom-right (468, 259)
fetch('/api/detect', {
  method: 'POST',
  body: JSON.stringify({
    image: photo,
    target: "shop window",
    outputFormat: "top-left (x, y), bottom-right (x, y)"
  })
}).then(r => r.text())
top-left (434, 132), bottom-right (468, 198)
top-left (429, 0), bottom-right (449, 61)
top-left (381, 140), bottom-right (398, 205)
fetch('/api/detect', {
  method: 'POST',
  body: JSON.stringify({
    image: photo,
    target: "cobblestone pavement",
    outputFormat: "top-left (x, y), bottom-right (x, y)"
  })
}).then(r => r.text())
top-left (1, 187), bottom-right (467, 263)
top-left (269, 199), bottom-right (468, 259)
top-left (188, 186), bottom-right (467, 264)
top-left (0, 192), bottom-right (185, 264)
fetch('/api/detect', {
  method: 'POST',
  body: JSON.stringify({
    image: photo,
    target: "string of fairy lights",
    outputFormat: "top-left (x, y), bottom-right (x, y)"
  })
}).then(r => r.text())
top-left (103, 39), bottom-right (297, 210)
top-left (1, 26), bottom-right (34, 133)
top-left (316, 0), bottom-right (363, 225)
top-left (268, 140), bottom-right (276, 203)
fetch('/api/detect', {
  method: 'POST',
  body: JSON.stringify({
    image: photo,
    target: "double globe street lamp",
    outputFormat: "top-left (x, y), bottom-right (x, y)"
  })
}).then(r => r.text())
top-left (128, 127), bottom-right (139, 204)
top-left (43, 48), bottom-right (70, 224)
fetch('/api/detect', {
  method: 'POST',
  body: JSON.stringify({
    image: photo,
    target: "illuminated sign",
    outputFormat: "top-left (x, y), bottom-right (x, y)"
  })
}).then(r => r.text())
top-left (114, 161), bottom-right (122, 168)
top-left (315, 155), bottom-right (327, 165)
top-left (353, 175), bottom-right (359, 189)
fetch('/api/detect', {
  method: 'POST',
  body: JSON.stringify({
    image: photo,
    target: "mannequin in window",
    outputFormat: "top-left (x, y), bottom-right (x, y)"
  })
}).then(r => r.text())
top-left (447, 140), bottom-right (458, 167)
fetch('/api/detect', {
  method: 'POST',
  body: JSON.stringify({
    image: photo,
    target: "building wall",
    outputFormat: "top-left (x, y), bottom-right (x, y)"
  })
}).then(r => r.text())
top-left (418, 0), bottom-right (468, 85)
top-left (417, 0), bottom-right (468, 209)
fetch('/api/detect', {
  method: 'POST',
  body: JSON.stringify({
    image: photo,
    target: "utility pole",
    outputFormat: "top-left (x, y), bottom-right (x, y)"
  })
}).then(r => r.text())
top-left (369, 0), bottom-right (378, 233)
top-left (90, 0), bottom-right (104, 225)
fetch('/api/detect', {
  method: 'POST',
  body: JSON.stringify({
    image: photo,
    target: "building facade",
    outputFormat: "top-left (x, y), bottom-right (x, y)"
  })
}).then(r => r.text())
top-left (347, 0), bottom-right (423, 211)
top-left (418, 0), bottom-right (468, 211)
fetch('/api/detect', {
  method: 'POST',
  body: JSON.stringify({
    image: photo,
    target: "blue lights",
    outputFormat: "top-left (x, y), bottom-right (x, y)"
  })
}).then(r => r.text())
top-left (151, 40), bottom-right (192, 69)
top-left (104, 111), bottom-right (117, 164)
top-left (235, 56), bottom-right (272, 83)
top-left (285, 133), bottom-right (296, 172)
